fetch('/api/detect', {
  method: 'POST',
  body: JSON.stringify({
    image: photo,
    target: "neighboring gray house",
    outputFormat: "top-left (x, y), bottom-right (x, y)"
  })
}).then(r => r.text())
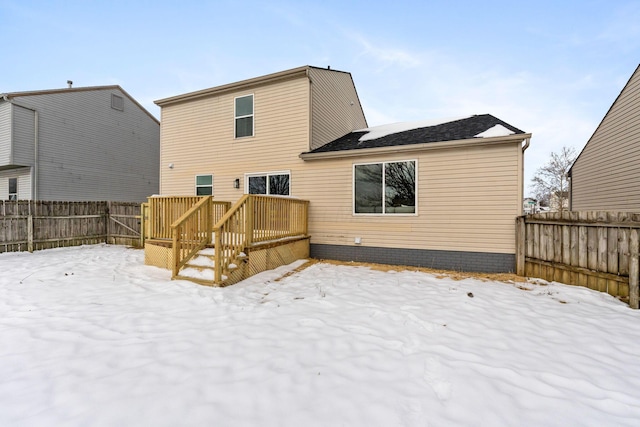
top-left (569, 64), bottom-right (640, 211)
top-left (0, 85), bottom-right (159, 202)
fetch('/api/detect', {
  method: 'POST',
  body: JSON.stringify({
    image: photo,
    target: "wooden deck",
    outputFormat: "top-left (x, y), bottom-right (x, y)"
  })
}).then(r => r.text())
top-left (143, 195), bottom-right (309, 286)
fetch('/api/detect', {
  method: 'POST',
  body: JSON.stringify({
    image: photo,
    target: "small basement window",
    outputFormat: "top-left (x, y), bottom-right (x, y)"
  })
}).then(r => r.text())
top-left (111, 94), bottom-right (124, 111)
top-left (8, 178), bottom-right (17, 201)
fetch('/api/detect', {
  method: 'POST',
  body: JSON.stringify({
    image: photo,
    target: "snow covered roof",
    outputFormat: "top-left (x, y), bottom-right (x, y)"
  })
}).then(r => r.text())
top-left (306, 114), bottom-right (525, 155)
top-left (356, 116), bottom-right (472, 142)
top-left (474, 124), bottom-right (515, 138)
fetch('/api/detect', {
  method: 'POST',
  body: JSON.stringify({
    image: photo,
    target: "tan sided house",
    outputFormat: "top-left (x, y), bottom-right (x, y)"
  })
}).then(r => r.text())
top-left (147, 65), bottom-right (531, 286)
top-left (569, 64), bottom-right (640, 210)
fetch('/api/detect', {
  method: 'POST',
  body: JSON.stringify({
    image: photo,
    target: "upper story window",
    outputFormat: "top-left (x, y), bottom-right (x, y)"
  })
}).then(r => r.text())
top-left (354, 160), bottom-right (416, 215)
top-left (111, 94), bottom-right (124, 111)
top-left (8, 178), bottom-right (17, 201)
top-left (195, 174), bottom-right (213, 195)
top-left (235, 94), bottom-right (254, 138)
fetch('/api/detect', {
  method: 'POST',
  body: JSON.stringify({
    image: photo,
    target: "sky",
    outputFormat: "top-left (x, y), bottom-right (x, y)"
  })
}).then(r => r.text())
top-left (1, 0), bottom-right (639, 196)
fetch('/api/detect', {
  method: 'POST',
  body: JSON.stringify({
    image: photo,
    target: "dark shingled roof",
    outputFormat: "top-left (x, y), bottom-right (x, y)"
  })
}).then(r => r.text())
top-left (307, 114), bottom-right (525, 154)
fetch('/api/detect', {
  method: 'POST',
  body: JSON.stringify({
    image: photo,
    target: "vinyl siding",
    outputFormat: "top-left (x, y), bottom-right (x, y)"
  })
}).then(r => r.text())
top-left (308, 68), bottom-right (367, 150)
top-left (160, 76), bottom-right (310, 198)
top-left (159, 70), bottom-right (523, 255)
top-left (0, 103), bottom-right (11, 165)
top-left (0, 167), bottom-right (31, 200)
top-left (10, 89), bottom-right (159, 202)
top-left (571, 65), bottom-right (640, 210)
top-left (12, 105), bottom-right (35, 166)
top-left (297, 142), bottom-right (522, 254)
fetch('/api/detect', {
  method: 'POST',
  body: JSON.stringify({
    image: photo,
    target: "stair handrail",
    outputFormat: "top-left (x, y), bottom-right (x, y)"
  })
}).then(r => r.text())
top-left (211, 194), bottom-right (309, 284)
top-left (170, 196), bottom-right (212, 278)
top-left (212, 194), bottom-right (251, 283)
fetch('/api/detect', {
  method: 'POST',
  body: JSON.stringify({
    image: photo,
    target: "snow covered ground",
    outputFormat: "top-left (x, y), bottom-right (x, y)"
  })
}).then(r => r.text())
top-left (1, 244), bottom-right (639, 427)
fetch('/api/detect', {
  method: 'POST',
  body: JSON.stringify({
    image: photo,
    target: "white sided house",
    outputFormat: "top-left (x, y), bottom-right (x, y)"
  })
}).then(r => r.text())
top-left (0, 85), bottom-right (159, 202)
top-left (153, 65), bottom-right (530, 281)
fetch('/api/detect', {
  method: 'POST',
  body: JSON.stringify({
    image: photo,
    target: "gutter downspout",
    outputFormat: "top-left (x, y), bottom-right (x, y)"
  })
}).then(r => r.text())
top-left (520, 137), bottom-right (531, 216)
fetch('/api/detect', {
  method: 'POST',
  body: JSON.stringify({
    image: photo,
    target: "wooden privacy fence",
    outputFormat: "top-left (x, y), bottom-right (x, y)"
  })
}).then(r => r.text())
top-left (0, 200), bottom-right (143, 253)
top-left (516, 211), bottom-right (640, 309)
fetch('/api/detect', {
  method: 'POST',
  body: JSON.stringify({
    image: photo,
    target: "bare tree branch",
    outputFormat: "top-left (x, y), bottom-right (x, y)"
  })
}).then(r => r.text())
top-left (530, 146), bottom-right (577, 212)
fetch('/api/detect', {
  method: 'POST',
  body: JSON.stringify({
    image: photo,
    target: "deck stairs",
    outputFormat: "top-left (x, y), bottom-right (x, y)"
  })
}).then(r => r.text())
top-left (175, 245), bottom-right (248, 286)
top-left (144, 194), bottom-right (309, 287)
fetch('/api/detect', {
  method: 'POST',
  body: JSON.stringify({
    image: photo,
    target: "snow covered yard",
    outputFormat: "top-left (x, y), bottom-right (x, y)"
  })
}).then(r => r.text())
top-left (1, 244), bottom-right (639, 427)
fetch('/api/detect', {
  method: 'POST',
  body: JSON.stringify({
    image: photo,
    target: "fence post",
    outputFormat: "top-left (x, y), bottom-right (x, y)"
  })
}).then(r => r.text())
top-left (105, 201), bottom-right (111, 244)
top-left (516, 216), bottom-right (525, 276)
top-left (140, 203), bottom-right (147, 247)
top-left (26, 200), bottom-right (33, 252)
top-left (27, 200), bottom-right (34, 253)
top-left (630, 229), bottom-right (639, 309)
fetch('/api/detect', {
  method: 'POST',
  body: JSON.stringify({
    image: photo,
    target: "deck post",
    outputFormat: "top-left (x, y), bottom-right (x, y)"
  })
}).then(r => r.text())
top-left (214, 225), bottom-right (222, 283)
top-left (303, 201), bottom-right (309, 236)
top-left (246, 195), bottom-right (254, 246)
top-left (206, 196), bottom-right (213, 243)
top-left (171, 223), bottom-right (180, 278)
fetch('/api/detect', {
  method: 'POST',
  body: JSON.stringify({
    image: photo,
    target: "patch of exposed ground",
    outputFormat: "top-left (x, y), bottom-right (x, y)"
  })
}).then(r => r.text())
top-left (280, 258), bottom-right (527, 284)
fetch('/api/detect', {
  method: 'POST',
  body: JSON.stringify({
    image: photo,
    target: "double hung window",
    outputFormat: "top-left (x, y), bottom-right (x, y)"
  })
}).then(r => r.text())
top-left (195, 174), bottom-right (213, 195)
top-left (235, 94), bottom-right (254, 138)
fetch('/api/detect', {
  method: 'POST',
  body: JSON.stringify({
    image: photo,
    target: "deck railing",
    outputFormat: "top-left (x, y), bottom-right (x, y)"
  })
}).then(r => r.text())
top-left (171, 196), bottom-right (212, 278)
top-left (212, 195), bottom-right (310, 283)
top-left (250, 195), bottom-right (309, 244)
top-left (146, 196), bottom-right (230, 240)
top-left (213, 195), bottom-right (250, 283)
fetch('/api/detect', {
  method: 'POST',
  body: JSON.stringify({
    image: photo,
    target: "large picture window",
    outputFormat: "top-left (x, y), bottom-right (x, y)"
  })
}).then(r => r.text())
top-left (246, 172), bottom-right (290, 196)
top-left (354, 160), bottom-right (416, 214)
top-left (235, 94), bottom-right (254, 138)
top-left (195, 174), bottom-right (213, 195)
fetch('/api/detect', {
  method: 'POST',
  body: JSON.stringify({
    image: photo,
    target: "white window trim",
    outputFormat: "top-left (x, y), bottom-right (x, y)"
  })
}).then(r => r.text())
top-left (234, 94), bottom-right (254, 139)
top-left (194, 174), bottom-right (213, 196)
top-left (244, 170), bottom-right (291, 196)
top-left (352, 159), bottom-right (418, 216)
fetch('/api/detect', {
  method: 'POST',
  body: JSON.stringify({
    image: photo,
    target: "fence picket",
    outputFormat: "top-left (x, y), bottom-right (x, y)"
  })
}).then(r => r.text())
top-left (0, 200), bottom-right (142, 253)
top-left (522, 211), bottom-right (640, 308)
